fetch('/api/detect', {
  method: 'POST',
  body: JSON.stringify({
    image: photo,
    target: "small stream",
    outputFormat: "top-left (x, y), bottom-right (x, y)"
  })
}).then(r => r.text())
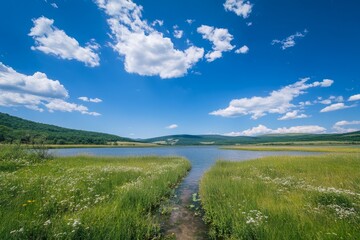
top-left (53, 146), bottom-right (320, 239)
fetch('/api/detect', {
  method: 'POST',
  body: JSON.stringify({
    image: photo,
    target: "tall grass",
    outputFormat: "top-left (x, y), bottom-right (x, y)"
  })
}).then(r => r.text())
top-left (222, 145), bottom-right (360, 153)
top-left (200, 154), bottom-right (360, 239)
top-left (0, 150), bottom-right (190, 239)
top-left (0, 144), bottom-right (52, 172)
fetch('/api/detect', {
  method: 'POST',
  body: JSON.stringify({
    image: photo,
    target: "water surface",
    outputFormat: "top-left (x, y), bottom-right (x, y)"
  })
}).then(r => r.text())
top-left (54, 146), bottom-right (318, 187)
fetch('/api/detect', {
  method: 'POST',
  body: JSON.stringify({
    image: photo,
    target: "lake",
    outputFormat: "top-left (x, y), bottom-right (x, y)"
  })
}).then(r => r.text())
top-left (53, 146), bottom-right (320, 190)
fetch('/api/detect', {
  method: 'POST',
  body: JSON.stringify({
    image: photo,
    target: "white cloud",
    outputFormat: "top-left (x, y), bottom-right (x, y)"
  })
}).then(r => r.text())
top-left (320, 103), bottom-right (354, 113)
top-left (151, 19), bottom-right (163, 27)
top-left (211, 78), bottom-right (333, 119)
top-left (246, 22), bottom-right (252, 26)
top-left (166, 124), bottom-right (178, 129)
top-left (197, 25), bottom-right (235, 62)
top-left (51, 3), bottom-right (58, 8)
top-left (186, 19), bottom-right (195, 25)
top-left (224, 124), bottom-right (326, 136)
top-left (315, 95), bottom-right (344, 105)
top-left (29, 16), bottom-right (100, 67)
top-left (0, 62), bottom-right (100, 116)
top-left (333, 120), bottom-right (360, 133)
top-left (299, 101), bottom-right (312, 107)
top-left (270, 125), bottom-right (326, 134)
top-left (307, 79), bottom-right (334, 88)
top-left (319, 99), bottom-right (332, 105)
top-left (348, 94), bottom-right (360, 101)
top-left (0, 62), bottom-right (68, 98)
top-left (272, 29), bottom-right (308, 50)
top-left (318, 79), bottom-right (333, 87)
top-left (330, 95), bottom-right (343, 102)
top-left (0, 92), bottom-right (44, 111)
top-left (45, 99), bottom-right (100, 116)
top-left (223, 0), bottom-right (253, 18)
top-left (278, 110), bottom-right (308, 120)
top-left (225, 124), bottom-right (272, 136)
top-left (95, 0), bottom-right (204, 79)
top-left (78, 97), bottom-right (103, 103)
top-left (173, 27), bottom-right (184, 39)
top-left (235, 45), bottom-right (249, 54)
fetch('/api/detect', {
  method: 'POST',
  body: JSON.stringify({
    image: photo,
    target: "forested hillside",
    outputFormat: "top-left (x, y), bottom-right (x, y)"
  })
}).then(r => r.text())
top-left (0, 113), bottom-right (133, 144)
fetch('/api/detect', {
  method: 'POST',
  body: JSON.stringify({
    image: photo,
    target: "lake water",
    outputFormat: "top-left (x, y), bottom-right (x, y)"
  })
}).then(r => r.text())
top-left (53, 146), bottom-right (319, 188)
top-left (53, 146), bottom-right (321, 239)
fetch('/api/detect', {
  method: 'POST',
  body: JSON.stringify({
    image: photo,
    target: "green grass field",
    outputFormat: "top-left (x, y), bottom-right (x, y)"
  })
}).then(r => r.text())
top-left (0, 145), bottom-right (190, 239)
top-left (200, 154), bottom-right (360, 239)
top-left (223, 145), bottom-right (360, 153)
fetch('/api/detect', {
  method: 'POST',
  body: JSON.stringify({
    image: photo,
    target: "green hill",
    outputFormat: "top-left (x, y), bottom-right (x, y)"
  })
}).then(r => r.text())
top-left (1, 112), bottom-right (359, 146)
top-left (0, 112), bottom-right (133, 145)
top-left (143, 132), bottom-right (360, 145)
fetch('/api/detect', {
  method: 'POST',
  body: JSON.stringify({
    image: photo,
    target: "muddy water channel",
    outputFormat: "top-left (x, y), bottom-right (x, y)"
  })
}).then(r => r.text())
top-left (54, 146), bottom-right (319, 239)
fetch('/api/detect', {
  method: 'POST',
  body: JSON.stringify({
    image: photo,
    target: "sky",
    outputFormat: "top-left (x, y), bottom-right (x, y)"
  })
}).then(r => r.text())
top-left (0, 0), bottom-right (359, 138)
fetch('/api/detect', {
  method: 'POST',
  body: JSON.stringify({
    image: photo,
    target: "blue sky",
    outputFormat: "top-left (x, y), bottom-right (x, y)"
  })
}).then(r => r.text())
top-left (0, 0), bottom-right (359, 138)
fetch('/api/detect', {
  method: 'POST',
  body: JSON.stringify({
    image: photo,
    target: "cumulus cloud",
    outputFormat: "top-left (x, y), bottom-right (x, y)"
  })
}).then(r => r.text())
top-left (272, 29), bottom-right (308, 50)
top-left (51, 3), bottom-right (58, 8)
top-left (224, 124), bottom-right (326, 136)
top-left (278, 110), bottom-right (308, 120)
top-left (29, 16), bottom-right (100, 67)
top-left (0, 62), bottom-right (68, 98)
top-left (348, 94), bottom-right (360, 101)
top-left (333, 120), bottom-right (360, 133)
top-left (78, 97), bottom-right (102, 103)
top-left (197, 25), bottom-right (235, 62)
top-left (210, 78), bottom-right (333, 119)
top-left (320, 103), bottom-right (354, 113)
top-left (166, 124), bottom-right (178, 129)
top-left (95, 0), bottom-right (204, 79)
top-left (223, 0), bottom-right (253, 18)
top-left (225, 124), bottom-right (271, 136)
top-left (235, 45), bottom-right (249, 54)
top-left (0, 62), bottom-right (100, 116)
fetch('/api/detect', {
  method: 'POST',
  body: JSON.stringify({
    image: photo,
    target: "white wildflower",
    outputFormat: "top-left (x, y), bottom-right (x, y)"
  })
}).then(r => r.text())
top-left (44, 219), bottom-right (51, 226)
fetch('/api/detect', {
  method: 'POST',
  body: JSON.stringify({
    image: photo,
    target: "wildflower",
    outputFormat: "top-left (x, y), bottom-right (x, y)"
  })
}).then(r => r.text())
top-left (10, 227), bottom-right (24, 234)
top-left (243, 210), bottom-right (268, 226)
top-left (44, 220), bottom-right (51, 226)
top-left (72, 219), bottom-right (81, 228)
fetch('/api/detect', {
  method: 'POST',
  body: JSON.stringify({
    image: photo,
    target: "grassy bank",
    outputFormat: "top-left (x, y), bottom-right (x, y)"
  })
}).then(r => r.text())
top-left (200, 154), bottom-right (360, 239)
top-left (222, 145), bottom-right (360, 153)
top-left (44, 142), bottom-right (159, 149)
top-left (0, 145), bottom-right (191, 239)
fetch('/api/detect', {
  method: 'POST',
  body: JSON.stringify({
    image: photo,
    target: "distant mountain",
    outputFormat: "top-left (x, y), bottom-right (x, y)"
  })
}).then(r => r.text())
top-left (143, 132), bottom-right (360, 145)
top-left (0, 112), bottom-right (134, 144)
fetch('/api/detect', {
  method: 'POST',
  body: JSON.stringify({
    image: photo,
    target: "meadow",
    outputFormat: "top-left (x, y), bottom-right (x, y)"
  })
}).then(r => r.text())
top-left (0, 145), bottom-right (191, 239)
top-left (200, 153), bottom-right (360, 239)
top-left (222, 145), bottom-right (360, 153)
